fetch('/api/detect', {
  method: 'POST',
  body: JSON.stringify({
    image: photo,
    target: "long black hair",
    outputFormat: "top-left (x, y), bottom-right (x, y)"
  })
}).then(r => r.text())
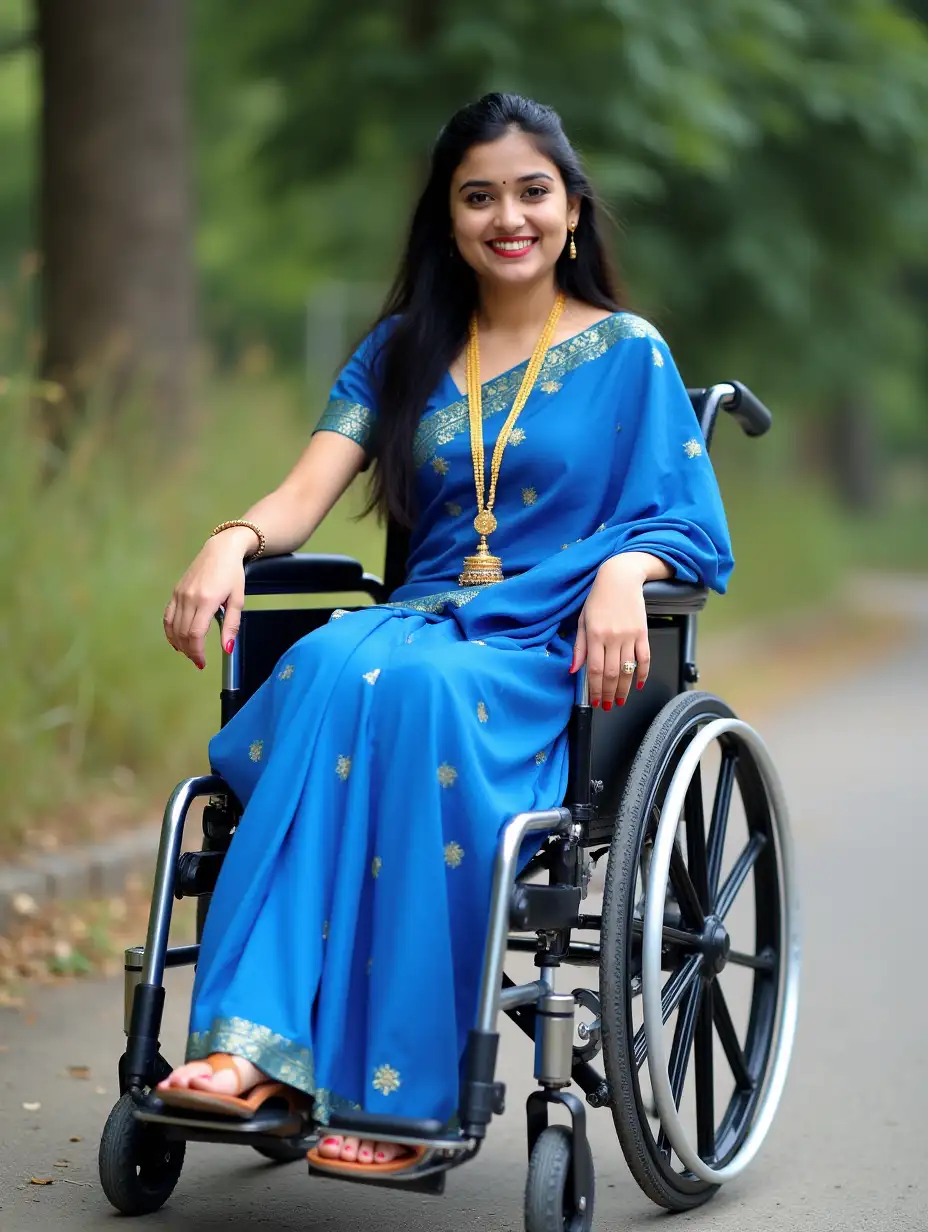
top-left (365, 92), bottom-right (623, 527)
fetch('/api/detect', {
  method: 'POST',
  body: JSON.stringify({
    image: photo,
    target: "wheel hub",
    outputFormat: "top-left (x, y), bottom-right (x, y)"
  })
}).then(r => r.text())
top-left (700, 914), bottom-right (731, 977)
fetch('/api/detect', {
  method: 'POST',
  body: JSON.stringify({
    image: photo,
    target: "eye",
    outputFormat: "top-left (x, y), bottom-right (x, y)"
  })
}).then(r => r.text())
top-left (524, 185), bottom-right (549, 199)
top-left (466, 191), bottom-right (492, 206)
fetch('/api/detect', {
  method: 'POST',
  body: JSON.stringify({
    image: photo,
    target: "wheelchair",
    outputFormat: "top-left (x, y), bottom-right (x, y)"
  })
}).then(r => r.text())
top-left (99, 380), bottom-right (800, 1230)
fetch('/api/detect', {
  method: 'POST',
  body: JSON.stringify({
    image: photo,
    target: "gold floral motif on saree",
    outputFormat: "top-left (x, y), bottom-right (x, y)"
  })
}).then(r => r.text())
top-left (445, 501), bottom-right (462, 517)
top-left (371, 856), bottom-right (382, 878)
top-left (248, 740), bottom-right (264, 762)
top-left (522, 487), bottom-right (538, 506)
top-left (335, 754), bottom-right (351, 781)
top-left (444, 841), bottom-right (464, 868)
top-left (477, 701), bottom-right (489, 723)
top-left (362, 668), bottom-right (381, 685)
top-left (683, 438), bottom-right (703, 459)
top-left (372, 1063), bottom-right (401, 1096)
top-left (437, 763), bottom-right (458, 788)
top-left (536, 751), bottom-right (547, 765)
top-left (509, 427), bottom-right (526, 446)
top-left (277, 663), bottom-right (295, 680)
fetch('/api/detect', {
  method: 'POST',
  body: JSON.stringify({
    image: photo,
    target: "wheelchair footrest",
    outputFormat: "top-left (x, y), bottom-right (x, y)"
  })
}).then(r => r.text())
top-left (326, 1109), bottom-right (462, 1149)
top-left (136, 1097), bottom-right (307, 1143)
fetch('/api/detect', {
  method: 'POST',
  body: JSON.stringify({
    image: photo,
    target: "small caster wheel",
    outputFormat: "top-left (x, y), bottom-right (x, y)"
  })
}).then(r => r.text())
top-left (252, 1138), bottom-right (312, 1164)
top-left (99, 1092), bottom-right (186, 1215)
top-left (525, 1125), bottom-right (594, 1232)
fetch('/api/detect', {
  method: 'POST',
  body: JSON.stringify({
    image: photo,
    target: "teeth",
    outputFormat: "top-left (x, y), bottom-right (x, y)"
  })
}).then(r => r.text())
top-left (492, 240), bottom-right (534, 251)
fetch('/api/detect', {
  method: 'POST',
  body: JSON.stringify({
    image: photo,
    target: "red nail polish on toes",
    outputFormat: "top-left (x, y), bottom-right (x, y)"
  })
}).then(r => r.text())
top-left (322, 1137), bottom-right (338, 1146)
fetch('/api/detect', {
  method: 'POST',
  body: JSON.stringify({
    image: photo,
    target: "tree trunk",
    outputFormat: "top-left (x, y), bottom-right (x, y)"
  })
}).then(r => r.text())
top-left (37, 0), bottom-right (194, 439)
top-left (827, 394), bottom-right (883, 512)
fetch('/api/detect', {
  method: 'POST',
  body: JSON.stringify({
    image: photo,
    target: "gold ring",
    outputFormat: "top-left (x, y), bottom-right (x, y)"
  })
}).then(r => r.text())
top-left (621, 661), bottom-right (637, 675)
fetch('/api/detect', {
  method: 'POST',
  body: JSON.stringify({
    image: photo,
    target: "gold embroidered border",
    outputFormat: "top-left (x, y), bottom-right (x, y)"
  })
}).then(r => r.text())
top-left (187, 1015), bottom-right (317, 1095)
top-left (412, 313), bottom-right (663, 469)
top-left (385, 585), bottom-right (488, 613)
top-left (315, 398), bottom-right (374, 450)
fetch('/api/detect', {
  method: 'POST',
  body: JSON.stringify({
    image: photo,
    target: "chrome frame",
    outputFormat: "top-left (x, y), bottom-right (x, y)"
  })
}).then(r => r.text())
top-left (140, 775), bottom-right (225, 986)
top-left (641, 717), bottom-right (801, 1183)
top-left (475, 807), bottom-right (572, 1034)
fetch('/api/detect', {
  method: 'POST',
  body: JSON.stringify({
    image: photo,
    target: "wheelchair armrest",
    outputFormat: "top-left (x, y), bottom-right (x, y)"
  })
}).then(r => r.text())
top-left (244, 552), bottom-right (387, 602)
top-left (642, 579), bottom-right (708, 615)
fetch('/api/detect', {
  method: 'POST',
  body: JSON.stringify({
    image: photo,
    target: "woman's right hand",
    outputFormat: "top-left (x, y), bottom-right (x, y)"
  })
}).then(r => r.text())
top-left (163, 527), bottom-right (254, 669)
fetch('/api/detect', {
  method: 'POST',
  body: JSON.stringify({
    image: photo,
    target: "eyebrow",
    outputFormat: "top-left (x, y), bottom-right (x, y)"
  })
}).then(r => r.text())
top-left (458, 171), bottom-right (555, 192)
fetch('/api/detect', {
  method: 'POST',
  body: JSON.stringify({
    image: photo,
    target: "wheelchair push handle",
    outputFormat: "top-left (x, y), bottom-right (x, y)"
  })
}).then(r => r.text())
top-left (725, 381), bottom-right (772, 438)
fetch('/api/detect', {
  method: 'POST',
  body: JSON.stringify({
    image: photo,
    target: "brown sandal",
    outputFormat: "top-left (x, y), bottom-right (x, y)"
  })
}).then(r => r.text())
top-left (157, 1054), bottom-right (310, 1120)
top-left (306, 1143), bottom-right (428, 1176)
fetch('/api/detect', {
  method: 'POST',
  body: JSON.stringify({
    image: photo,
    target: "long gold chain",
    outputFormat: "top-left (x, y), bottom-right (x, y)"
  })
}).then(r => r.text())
top-left (458, 290), bottom-right (566, 587)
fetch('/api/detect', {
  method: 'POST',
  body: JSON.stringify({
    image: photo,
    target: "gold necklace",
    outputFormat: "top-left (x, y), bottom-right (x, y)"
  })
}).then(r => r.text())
top-left (458, 291), bottom-right (566, 587)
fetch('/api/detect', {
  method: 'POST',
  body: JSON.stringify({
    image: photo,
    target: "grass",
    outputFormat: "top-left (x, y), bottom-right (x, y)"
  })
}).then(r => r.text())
top-left (0, 366), bottom-right (922, 851)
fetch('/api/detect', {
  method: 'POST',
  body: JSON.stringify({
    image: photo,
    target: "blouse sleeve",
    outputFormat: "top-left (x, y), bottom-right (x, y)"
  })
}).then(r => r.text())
top-left (608, 332), bottom-right (734, 593)
top-left (312, 328), bottom-right (381, 456)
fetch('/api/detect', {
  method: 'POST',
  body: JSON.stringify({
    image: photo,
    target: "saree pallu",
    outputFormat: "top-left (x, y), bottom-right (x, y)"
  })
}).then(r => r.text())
top-left (188, 313), bottom-right (734, 1126)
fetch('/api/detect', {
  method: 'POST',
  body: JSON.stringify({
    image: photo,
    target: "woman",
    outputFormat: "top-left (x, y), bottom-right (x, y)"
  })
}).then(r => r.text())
top-left (158, 93), bottom-right (733, 1174)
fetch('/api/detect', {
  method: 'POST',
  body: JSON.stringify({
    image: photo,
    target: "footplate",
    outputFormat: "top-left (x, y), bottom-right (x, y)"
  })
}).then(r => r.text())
top-left (136, 1093), bottom-right (308, 1146)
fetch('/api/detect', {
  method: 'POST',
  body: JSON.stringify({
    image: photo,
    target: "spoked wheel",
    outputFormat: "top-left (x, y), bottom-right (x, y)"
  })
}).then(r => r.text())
top-left (524, 1126), bottom-right (594, 1232)
top-left (600, 692), bottom-right (800, 1210)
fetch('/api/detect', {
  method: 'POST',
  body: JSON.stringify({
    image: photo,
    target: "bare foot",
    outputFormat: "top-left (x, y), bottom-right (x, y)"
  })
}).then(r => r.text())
top-left (317, 1135), bottom-right (410, 1165)
top-left (157, 1055), bottom-right (266, 1096)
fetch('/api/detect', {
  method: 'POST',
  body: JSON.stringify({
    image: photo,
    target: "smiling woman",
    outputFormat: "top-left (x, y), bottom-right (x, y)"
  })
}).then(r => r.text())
top-left (158, 92), bottom-right (733, 1177)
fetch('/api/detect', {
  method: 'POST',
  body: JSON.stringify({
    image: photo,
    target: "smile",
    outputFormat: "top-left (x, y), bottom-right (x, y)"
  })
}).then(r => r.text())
top-left (487, 237), bottom-right (538, 258)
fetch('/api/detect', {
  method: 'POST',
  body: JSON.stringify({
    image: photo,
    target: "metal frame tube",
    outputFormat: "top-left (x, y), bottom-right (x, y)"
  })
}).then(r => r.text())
top-left (499, 980), bottom-right (548, 1013)
top-left (141, 775), bottom-right (226, 986)
top-left (641, 718), bottom-right (801, 1184)
top-left (475, 808), bottom-right (571, 1033)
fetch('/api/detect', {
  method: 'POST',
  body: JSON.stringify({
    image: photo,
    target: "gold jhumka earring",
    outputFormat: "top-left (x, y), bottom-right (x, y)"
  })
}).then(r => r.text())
top-left (568, 221), bottom-right (578, 260)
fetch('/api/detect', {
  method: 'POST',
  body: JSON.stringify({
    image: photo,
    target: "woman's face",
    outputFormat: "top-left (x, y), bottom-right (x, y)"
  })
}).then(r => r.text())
top-left (449, 129), bottom-right (579, 291)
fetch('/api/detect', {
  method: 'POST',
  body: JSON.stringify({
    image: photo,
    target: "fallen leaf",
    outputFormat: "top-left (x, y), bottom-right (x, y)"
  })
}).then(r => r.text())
top-left (67, 1065), bottom-right (90, 1079)
top-left (69, 1136), bottom-right (82, 1143)
top-left (54, 1161), bottom-right (69, 1168)
top-left (22, 1101), bottom-right (41, 1111)
top-left (30, 1177), bottom-right (54, 1185)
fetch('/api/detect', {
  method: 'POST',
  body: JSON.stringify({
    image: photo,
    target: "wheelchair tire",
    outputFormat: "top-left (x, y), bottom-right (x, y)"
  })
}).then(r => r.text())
top-left (600, 690), bottom-right (788, 1210)
top-left (99, 1091), bottom-right (186, 1215)
top-left (524, 1125), bottom-right (594, 1232)
top-left (251, 1138), bottom-right (312, 1164)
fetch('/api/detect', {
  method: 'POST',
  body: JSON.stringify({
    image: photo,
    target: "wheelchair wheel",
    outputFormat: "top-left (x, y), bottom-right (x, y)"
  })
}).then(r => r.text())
top-left (524, 1126), bottom-right (594, 1232)
top-left (99, 1091), bottom-right (186, 1215)
top-left (600, 691), bottom-right (799, 1211)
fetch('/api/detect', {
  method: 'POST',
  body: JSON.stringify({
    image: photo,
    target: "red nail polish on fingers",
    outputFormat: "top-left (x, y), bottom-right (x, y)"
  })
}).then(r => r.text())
top-left (196, 662), bottom-right (205, 671)
top-left (224, 640), bottom-right (235, 654)
top-left (637, 681), bottom-right (644, 689)
top-left (603, 700), bottom-right (612, 711)
top-left (617, 697), bottom-right (625, 706)
top-left (591, 699), bottom-right (599, 708)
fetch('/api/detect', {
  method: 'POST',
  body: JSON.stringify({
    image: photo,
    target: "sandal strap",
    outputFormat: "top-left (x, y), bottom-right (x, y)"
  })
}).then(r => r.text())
top-left (205, 1053), bottom-right (245, 1076)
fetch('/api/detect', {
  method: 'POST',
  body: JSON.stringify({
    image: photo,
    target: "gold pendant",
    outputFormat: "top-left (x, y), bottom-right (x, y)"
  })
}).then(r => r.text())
top-left (473, 510), bottom-right (497, 536)
top-left (459, 537), bottom-right (504, 587)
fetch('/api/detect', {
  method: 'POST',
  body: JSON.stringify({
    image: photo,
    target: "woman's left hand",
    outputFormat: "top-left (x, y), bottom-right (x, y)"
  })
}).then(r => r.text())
top-left (571, 553), bottom-right (669, 708)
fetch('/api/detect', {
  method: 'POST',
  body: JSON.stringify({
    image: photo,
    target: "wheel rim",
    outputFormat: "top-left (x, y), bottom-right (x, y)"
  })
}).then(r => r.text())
top-left (641, 717), bottom-right (801, 1184)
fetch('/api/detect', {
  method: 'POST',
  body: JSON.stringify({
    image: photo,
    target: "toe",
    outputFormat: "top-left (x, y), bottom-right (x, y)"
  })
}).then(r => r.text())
top-left (318, 1136), bottom-right (344, 1159)
top-left (340, 1136), bottom-right (360, 1161)
top-left (357, 1139), bottom-right (375, 1163)
top-left (374, 1141), bottom-right (407, 1163)
top-left (158, 1062), bottom-right (212, 1090)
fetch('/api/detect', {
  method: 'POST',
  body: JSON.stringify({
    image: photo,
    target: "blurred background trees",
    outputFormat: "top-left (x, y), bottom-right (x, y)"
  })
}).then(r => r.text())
top-left (0, 0), bottom-right (925, 840)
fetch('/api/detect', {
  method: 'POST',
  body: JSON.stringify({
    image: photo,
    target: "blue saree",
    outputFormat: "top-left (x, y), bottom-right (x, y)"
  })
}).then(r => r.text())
top-left (188, 313), bottom-right (734, 1127)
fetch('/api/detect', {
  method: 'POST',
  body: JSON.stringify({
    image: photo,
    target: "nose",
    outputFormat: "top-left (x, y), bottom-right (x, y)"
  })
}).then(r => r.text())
top-left (493, 192), bottom-right (526, 233)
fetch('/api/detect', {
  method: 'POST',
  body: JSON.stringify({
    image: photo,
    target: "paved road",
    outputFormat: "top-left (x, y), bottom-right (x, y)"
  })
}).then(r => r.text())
top-left (2, 595), bottom-right (927, 1231)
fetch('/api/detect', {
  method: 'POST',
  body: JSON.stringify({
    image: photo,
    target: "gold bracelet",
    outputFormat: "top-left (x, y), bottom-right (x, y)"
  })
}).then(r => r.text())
top-left (209, 519), bottom-right (266, 560)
